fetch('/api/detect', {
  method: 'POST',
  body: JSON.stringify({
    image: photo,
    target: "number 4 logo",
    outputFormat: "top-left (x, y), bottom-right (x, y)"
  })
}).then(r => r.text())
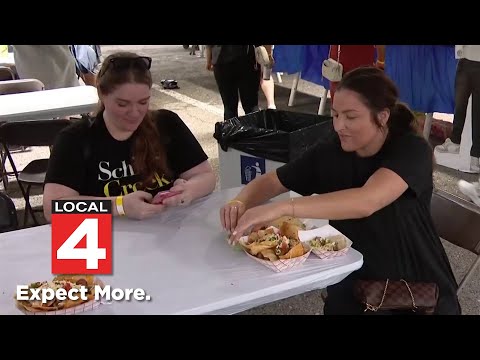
top-left (51, 200), bottom-right (112, 275)
top-left (57, 219), bottom-right (107, 270)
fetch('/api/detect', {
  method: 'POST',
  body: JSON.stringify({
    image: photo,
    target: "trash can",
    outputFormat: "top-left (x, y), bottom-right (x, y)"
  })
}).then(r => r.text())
top-left (214, 109), bottom-right (335, 195)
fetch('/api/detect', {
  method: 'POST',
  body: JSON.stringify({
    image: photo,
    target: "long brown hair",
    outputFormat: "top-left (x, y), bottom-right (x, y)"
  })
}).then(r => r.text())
top-left (95, 51), bottom-right (170, 185)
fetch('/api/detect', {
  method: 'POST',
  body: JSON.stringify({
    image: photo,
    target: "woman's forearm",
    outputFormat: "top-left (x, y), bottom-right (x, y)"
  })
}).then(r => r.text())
top-left (186, 172), bottom-right (216, 200)
top-left (277, 187), bottom-right (373, 221)
top-left (234, 172), bottom-right (288, 208)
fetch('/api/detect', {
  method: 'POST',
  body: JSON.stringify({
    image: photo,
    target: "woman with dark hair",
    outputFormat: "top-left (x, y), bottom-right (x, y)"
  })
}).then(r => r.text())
top-left (43, 52), bottom-right (216, 221)
top-left (221, 66), bottom-right (461, 315)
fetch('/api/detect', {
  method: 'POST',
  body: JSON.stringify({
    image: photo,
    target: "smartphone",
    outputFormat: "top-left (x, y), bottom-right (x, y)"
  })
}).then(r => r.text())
top-left (151, 190), bottom-right (182, 204)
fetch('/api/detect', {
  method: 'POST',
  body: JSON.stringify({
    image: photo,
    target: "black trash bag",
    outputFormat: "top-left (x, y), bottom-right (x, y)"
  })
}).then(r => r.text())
top-left (214, 109), bottom-right (335, 163)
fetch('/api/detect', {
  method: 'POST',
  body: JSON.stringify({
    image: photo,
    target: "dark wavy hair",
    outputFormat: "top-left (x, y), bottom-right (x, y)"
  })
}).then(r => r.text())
top-left (95, 51), bottom-right (170, 185)
top-left (336, 66), bottom-right (421, 139)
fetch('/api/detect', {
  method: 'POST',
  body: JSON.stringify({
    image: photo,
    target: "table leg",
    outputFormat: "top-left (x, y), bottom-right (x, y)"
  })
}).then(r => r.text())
top-left (318, 88), bottom-right (328, 115)
top-left (288, 72), bottom-right (301, 107)
top-left (423, 113), bottom-right (433, 139)
top-left (276, 72), bottom-right (283, 83)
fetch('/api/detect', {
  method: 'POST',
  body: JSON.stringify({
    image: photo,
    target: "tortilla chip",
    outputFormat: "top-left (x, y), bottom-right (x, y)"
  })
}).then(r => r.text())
top-left (17, 303), bottom-right (44, 312)
top-left (280, 222), bottom-right (300, 241)
top-left (248, 232), bottom-right (259, 243)
top-left (270, 216), bottom-right (306, 230)
top-left (279, 243), bottom-right (305, 259)
top-left (53, 274), bottom-right (95, 286)
top-left (17, 300), bottom-right (61, 312)
top-left (260, 249), bottom-right (278, 261)
top-left (243, 241), bottom-right (277, 256)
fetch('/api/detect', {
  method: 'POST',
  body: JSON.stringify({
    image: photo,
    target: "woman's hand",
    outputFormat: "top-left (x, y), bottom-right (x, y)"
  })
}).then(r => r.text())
top-left (161, 179), bottom-right (193, 207)
top-left (206, 60), bottom-right (213, 71)
top-left (123, 191), bottom-right (166, 220)
top-left (229, 202), bottom-right (287, 244)
top-left (220, 199), bottom-right (247, 235)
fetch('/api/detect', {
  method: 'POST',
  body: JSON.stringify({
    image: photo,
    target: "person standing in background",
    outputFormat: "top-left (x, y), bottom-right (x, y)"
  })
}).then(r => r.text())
top-left (435, 45), bottom-right (480, 173)
top-left (260, 45), bottom-right (276, 110)
top-left (12, 45), bottom-right (80, 89)
top-left (206, 45), bottom-right (261, 120)
top-left (375, 45), bottom-right (386, 70)
top-left (328, 45), bottom-right (376, 100)
top-left (70, 45), bottom-right (102, 87)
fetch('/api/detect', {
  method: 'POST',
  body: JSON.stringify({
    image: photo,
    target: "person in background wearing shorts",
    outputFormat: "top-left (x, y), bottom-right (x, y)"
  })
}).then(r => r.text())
top-left (260, 45), bottom-right (276, 110)
top-left (11, 45), bottom-right (80, 89)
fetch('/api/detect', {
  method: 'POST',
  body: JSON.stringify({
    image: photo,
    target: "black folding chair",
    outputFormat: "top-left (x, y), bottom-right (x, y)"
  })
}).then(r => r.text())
top-left (431, 188), bottom-right (480, 294)
top-left (0, 66), bottom-right (16, 81)
top-left (0, 119), bottom-right (72, 226)
top-left (0, 78), bottom-right (45, 189)
top-left (0, 191), bottom-right (18, 232)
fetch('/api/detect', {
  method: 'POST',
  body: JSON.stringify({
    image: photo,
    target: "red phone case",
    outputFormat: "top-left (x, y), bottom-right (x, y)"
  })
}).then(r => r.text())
top-left (152, 190), bottom-right (182, 204)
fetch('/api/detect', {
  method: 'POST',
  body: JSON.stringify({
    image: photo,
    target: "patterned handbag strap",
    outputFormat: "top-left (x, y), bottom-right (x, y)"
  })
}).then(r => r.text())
top-left (401, 279), bottom-right (418, 310)
top-left (365, 278), bottom-right (389, 312)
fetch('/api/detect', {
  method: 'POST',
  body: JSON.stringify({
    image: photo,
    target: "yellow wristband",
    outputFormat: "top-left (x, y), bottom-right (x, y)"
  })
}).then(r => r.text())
top-left (116, 196), bottom-right (126, 216)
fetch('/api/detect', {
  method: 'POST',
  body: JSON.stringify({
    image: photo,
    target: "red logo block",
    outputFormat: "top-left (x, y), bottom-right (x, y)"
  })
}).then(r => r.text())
top-left (51, 200), bottom-right (112, 275)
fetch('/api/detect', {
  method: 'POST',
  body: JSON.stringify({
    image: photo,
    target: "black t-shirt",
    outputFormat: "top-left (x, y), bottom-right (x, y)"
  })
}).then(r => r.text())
top-left (45, 109), bottom-right (209, 197)
top-left (209, 45), bottom-right (257, 65)
top-left (277, 132), bottom-right (460, 314)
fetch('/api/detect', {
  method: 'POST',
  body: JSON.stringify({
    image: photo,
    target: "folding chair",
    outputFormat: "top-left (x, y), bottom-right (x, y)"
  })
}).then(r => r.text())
top-left (0, 191), bottom-right (18, 232)
top-left (431, 188), bottom-right (480, 294)
top-left (0, 78), bottom-right (44, 95)
top-left (0, 79), bottom-right (45, 188)
top-left (0, 66), bottom-right (16, 81)
top-left (0, 119), bottom-right (72, 226)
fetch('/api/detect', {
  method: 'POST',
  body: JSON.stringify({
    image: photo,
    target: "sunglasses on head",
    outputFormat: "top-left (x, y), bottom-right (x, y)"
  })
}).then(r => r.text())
top-left (103, 56), bottom-right (152, 74)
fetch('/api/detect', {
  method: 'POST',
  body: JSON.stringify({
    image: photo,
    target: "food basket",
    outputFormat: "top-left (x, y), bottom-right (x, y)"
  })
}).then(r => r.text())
top-left (242, 242), bottom-right (312, 272)
top-left (15, 277), bottom-right (105, 315)
top-left (239, 226), bottom-right (312, 273)
top-left (298, 224), bottom-right (353, 259)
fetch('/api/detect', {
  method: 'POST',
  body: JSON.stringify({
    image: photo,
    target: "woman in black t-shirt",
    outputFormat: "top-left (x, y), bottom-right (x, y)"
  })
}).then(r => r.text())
top-left (221, 67), bottom-right (461, 315)
top-left (43, 52), bottom-right (215, 221)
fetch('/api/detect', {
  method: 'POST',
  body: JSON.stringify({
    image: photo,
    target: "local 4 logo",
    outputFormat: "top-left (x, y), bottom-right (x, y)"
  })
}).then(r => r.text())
top-left (51, 200), bottom-right (112, 275)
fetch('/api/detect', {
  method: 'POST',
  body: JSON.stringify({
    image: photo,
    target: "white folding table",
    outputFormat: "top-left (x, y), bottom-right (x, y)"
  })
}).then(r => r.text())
top-left (0, 187), bottom-right (363, 315)
top-left (0, 85), bottom-right (98, 123)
